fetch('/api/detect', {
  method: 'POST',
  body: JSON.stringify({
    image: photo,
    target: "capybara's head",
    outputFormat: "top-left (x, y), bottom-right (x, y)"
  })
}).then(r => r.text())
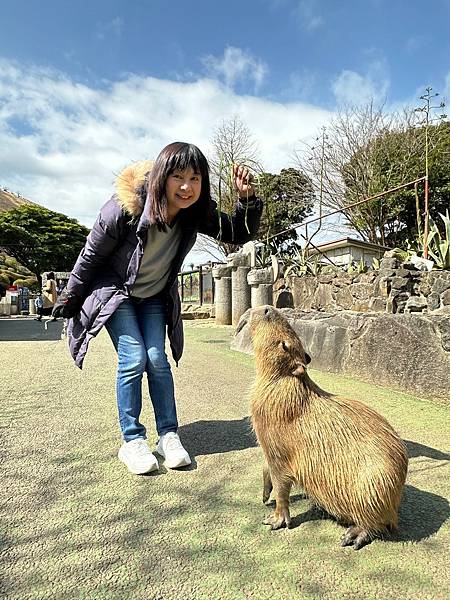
top-left (237, 306), bottom-right (311, 379)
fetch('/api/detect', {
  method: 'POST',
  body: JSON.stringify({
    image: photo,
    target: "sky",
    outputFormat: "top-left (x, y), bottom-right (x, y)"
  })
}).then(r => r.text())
top-left (1, 0), bottom-right (449, 263)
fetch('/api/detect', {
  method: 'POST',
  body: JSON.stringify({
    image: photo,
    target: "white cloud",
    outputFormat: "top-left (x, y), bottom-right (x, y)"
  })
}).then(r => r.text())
top-left (202, 46), bottom-right (268, 91)
top-left (96, 17), bottom-right (123, 41)
top-left (0, 57), bottom-right (332, 230)
top-left (285, 69), bottom-right (318, 100)
top-left (294, 0), bottom-right (324, 31)
top-left (332, 61), bottom-right (390, 106)
top-left (405, 35), bottom-right (426, 55)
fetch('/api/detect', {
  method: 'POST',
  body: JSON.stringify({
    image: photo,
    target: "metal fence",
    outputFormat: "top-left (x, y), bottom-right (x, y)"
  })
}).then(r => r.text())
top-left (178, 265), bottom-right (215, 305)
top-left (265, 177), bottom-right (428, 266)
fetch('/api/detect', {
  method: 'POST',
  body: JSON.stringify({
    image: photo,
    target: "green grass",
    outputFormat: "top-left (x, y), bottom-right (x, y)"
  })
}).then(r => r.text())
top-left (0, 321), bottom-right (449, 600)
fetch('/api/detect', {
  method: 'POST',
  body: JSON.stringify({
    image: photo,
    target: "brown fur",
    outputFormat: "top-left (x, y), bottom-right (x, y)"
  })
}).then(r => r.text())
top-left (115, 160), bottom-right (154, 217)
top-left (245, 306), bottom-right (408, 548)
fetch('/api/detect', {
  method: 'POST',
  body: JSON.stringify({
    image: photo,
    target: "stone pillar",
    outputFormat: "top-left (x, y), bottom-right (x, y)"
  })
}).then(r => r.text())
top-left (229, 253), bottom-right (251, 326)
top-left (248, 267), bottom-right (273, 308)
top-left (212, 265), bottom-right (232, 325)
top-left (29, 299), bottom-right (37, 315)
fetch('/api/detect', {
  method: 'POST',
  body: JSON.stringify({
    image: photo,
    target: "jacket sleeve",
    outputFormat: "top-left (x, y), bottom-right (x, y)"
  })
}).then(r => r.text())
top-left (66, 197), bottom-right (126, 299)
top-left (199, 195), bottom-right (263, 244)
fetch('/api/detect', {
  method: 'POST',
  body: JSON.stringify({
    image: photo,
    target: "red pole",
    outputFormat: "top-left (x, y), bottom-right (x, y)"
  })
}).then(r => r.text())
top-left (423, 176), bottom-right (429, 259)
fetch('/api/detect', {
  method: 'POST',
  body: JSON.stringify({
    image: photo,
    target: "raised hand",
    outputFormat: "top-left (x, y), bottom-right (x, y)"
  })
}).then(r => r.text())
top-left (233, 164), bottom-right (255, 198)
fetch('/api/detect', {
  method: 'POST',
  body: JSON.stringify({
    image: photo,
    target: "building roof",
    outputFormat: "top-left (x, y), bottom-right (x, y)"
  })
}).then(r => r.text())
top-left (309, 237), bottom-right (390, 254)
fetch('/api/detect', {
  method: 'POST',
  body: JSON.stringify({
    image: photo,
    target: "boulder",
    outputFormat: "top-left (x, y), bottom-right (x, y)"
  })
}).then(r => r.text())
top-left (391, 276), bottom-right (411, 291)
top-left (290, 277), bottom-right (318, 311)
top-left (432, 278), bottom-right (450, 295)
top-left (368, 297), bottom-right (387, 312)
top-left (181, 304), bottom-right (213, 319)
top-left (404, 296), bottom-right (428, 313)
top-left (334, 285), bottom-right (354, 310)
top-left (351, 283), bottom-right (374, 300)
top-left (427, 292), bottom-right (441, 311)
top-left (380, 257), bottom-right (400, 270)
top-left (373, 276), bottom-right (391, 297)
top-left (313, 283), bottom-right (335, 310)
top-left (442, 289), bottom-right (450, 306)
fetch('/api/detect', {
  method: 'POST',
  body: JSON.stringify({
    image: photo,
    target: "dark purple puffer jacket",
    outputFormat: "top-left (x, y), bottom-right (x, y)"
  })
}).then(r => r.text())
top-left (65, 160), bottom-right (263, 368)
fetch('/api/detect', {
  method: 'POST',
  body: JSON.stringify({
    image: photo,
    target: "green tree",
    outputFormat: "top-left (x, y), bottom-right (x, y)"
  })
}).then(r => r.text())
top-left (299, 100), bottom-right (449, 247)
top-left (257, 168), bottom-right (315, 253)
top-left (343, 120), bottom-right (450, 245)
top-left (0, 205), bottom-right (89, 286)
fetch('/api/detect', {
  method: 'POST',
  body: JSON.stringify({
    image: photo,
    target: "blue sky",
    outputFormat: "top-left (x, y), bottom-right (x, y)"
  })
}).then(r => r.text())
top-left (1, 0), bottom-right (449, 260)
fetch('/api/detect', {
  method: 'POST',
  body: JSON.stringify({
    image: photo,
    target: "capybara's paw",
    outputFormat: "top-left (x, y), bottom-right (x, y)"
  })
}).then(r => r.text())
top-left (340, 526), bottom-right (372, 550)
top-left (262, 491), bottom-right (272, 505)
top-left (263, 510), bottom-right (292, 530)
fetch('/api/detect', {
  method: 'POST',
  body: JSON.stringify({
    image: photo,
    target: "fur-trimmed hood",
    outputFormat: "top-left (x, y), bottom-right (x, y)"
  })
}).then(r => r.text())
top-left (115, 160), bottom-right (153, 218)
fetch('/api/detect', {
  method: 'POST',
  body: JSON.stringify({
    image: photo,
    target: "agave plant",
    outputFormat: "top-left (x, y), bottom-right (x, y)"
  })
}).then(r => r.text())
top-left (345, 257), bottom-right (369, 275)
top-left (283, 247), bottom-right (324, 278)
top-left (426, 210), bottom-right (450, 269)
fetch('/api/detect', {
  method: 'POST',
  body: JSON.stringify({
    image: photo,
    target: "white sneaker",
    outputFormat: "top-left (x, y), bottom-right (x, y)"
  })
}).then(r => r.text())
top-left (155, 432), bottom-right (191, 469)
top-left (118, 438), bottom-right (159, 475)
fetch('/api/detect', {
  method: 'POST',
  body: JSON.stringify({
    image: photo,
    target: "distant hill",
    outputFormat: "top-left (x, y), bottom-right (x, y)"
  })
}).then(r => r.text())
top-left (0, 189), bottom-right (41, 287)
top-left (0, 188), bottom-right (38, 213)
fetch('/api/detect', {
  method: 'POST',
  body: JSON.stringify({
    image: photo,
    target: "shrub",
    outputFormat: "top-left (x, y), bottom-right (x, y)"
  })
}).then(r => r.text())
top-left (13, 277), bottom-right (38, 288)
top-left (0, 272), bottom-right (10, 286)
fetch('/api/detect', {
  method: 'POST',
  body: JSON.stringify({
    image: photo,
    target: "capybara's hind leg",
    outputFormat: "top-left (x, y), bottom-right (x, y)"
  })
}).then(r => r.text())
top-left (262, 464), bottom-right (273, 505)
top-left (263, 477), bottom-right (293, 530)
top-left (340, 526), bottom-right (373, 550)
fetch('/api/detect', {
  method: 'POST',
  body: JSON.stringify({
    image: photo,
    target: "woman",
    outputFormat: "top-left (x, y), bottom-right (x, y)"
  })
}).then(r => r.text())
top-left (35, 271), bottom-right (57, 321)
top-left (53, 142), bottom-right (262, 475)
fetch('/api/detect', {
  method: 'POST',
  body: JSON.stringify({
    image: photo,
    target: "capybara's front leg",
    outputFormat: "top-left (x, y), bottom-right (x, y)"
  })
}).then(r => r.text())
top-left (262, 464), bottom-right (273, 505)
top-left (263, 476), bottom-right (293, 530)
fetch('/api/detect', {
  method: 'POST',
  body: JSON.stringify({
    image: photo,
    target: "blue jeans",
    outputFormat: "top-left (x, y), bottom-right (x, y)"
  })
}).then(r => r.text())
top-left (105, 296), bottom-right (178, 442)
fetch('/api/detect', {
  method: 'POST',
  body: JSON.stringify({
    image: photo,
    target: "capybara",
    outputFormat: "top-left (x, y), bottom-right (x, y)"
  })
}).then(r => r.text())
top-left (239, 305), bottom-right (408, 550)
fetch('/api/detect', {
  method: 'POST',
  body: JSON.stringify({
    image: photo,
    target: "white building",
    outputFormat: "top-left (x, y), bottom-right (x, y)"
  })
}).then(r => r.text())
top-left (308, 237), bottom-right (389, 267)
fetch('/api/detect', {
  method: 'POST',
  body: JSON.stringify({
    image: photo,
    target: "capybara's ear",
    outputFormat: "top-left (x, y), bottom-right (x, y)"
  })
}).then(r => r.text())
top-left (305, 352), bottom-right (311, 364)
top-left (292, 362), bottom-right (306, 377)
top-left (235, 318), bottom-right (247, 335)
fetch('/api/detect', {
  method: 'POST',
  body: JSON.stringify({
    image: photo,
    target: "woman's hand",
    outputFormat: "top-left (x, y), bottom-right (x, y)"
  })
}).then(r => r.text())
top-left (52, 290), bottom-right (82, 319)
top-left (233, 164), bottom-right (255, 198)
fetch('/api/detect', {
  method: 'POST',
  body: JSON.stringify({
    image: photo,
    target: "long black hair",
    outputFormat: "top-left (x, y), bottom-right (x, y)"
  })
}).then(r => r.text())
top-left (146, 142), bottom-right (213, 229)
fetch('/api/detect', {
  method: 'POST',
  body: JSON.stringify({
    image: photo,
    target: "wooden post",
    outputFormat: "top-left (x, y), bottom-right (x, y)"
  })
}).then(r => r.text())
top-left (198, 265), bottom-right (203, 306)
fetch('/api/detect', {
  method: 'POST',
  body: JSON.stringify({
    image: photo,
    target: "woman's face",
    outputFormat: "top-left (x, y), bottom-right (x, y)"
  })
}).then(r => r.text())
top-left (165, 167), bottom-right (202, 219)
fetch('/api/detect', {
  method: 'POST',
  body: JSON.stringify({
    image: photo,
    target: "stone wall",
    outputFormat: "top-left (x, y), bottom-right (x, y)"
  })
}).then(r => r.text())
top-left (276, 256), bottom-right (450, 315)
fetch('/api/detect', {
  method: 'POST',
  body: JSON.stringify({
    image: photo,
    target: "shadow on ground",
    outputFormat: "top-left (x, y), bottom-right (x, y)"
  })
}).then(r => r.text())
top-left (0, 319), bottom-right (64, 341)
top-left (287, 484), bottom-right (450, 544)
top-left (405, 439), bottom-right (450, 461)
top-left (396, 484), bottom-right (450, 542)
top-left (179, 417), bottom-right (256, 456)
